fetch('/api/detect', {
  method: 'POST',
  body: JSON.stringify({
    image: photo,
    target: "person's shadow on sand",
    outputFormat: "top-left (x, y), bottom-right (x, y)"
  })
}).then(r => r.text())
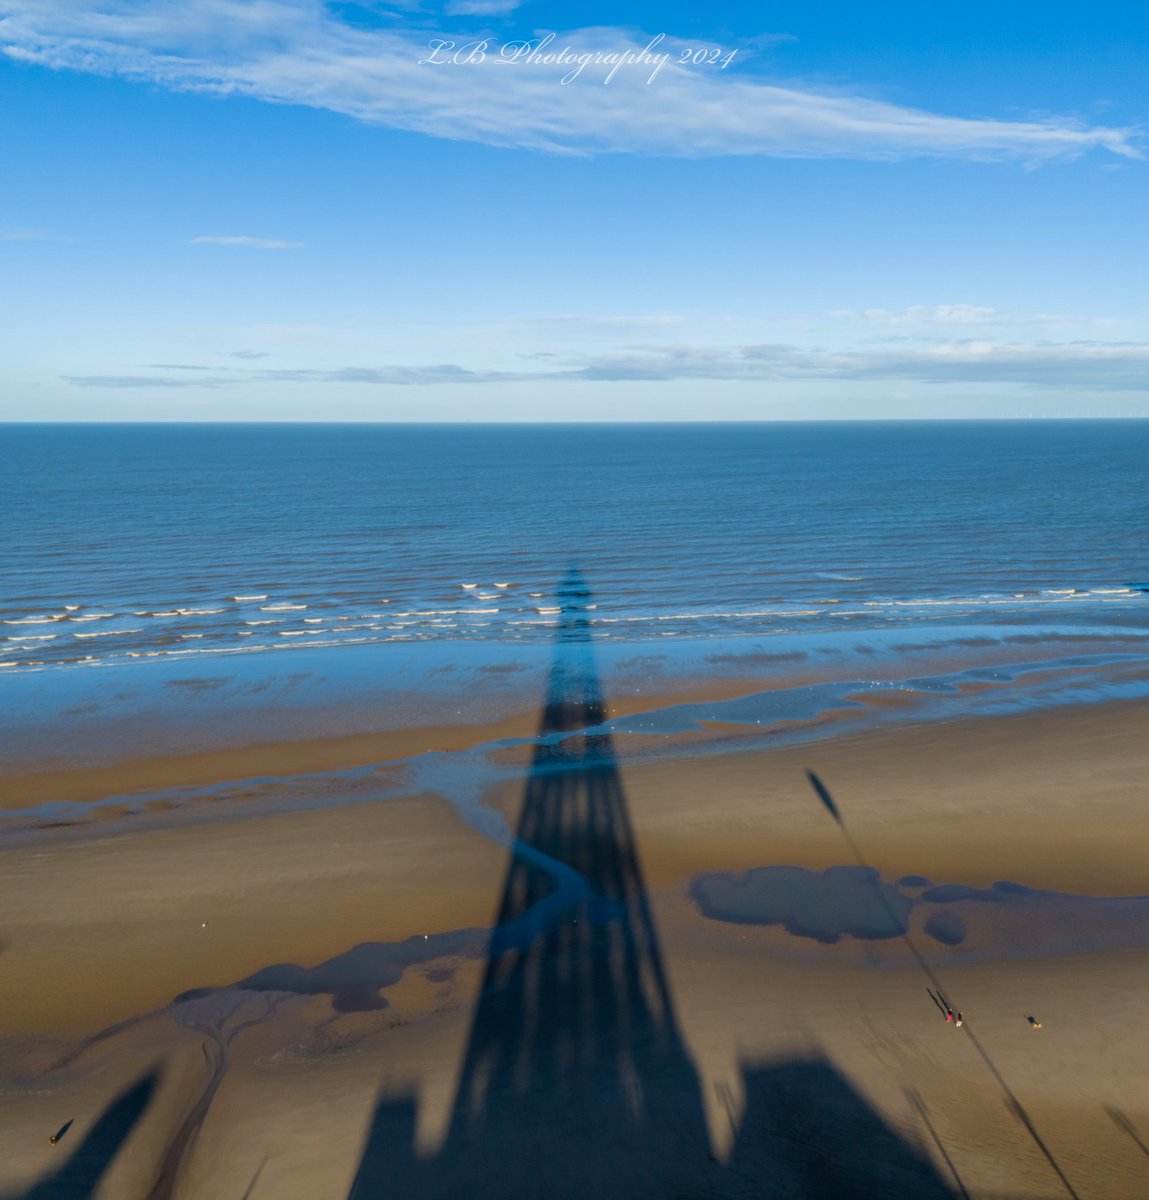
top-left (12, 1070), bottom-right (158, 1200)
top-left (346, 570), bottom-right (959, 1200)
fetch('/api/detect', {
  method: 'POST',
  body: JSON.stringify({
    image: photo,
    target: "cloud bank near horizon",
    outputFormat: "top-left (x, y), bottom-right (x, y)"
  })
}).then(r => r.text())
top-left (1, 0), bottom-right (1139, 161)
top-left (62, 338), bottom-right (1149, 392)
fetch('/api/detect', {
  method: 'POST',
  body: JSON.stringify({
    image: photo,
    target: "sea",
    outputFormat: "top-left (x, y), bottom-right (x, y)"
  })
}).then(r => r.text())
top-left (3, 421), bottom-right (1148, 664)
top-left (2, 421), bottom-right (1148, 785)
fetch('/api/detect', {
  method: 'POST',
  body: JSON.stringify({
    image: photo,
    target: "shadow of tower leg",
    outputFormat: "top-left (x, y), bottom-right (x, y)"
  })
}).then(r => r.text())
top-left (21, 1070), bottom-right (159, 1200)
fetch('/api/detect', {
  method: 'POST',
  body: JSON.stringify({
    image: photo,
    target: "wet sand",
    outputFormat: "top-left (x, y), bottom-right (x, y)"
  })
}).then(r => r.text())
top-left (2, 694), bottom-right (1149, 1197)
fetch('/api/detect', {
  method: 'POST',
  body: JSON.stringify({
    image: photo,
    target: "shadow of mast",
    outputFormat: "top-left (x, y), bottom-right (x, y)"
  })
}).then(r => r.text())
top-left (348, 571), bottom-right (958, 1199)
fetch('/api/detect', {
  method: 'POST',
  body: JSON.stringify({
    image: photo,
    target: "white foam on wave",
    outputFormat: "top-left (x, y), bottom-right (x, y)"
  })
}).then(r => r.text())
top-left (536, 607), bottom-right (561, 615)
top-left (244, 620), bottom-right (281, 626)
top-left (5, 634), bottom-right (57, 641)
top-left (664, 608), bottom-right (823, 621)
top-left (135, 607), bottom-right (223, 616)
top-left (845, 590), bottom-right (1147, 614)
top-left (399, 608), bottom-right (500, 616)
top-left (233, 594), bottom-right (268, 601)
top-left (494, 582), bottom-right (511, 588)
top-left (869, 596), bottom-right (1014, 609)
top-left (304, 617), bottom-right (325, 623)
top-left (261, 603), bottom-right (308, 611)
top-left (63, 605), bottom-right (80, 611)
top-left (461, 583), bottom-right (478, 590)
top-left (74, 628), bottom-right (141, 638)
top-left (4, 616), bottom-right (61, 625)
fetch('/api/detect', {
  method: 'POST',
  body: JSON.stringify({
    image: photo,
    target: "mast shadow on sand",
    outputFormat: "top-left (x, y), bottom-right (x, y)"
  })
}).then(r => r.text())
top-left (347, 570), bottom-right (957, 1200)
top-left (806, 769), bottom-right (1083, 1200)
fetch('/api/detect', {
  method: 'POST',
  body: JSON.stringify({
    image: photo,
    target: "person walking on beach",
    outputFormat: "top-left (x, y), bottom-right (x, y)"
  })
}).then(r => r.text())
top-left (955, 1011), bottom-right (963, 1027)
top-left (927, 988), bottom-right (958, 1024)
top-left (1028, 1016), bottom-right (1042, 1030)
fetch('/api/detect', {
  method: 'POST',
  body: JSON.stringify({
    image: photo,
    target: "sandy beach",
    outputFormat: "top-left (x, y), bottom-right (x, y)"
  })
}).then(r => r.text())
top-left (2, 660), bottom-right (1149, 1198)
top-left (6, 0), bottom-right (1149, 1189)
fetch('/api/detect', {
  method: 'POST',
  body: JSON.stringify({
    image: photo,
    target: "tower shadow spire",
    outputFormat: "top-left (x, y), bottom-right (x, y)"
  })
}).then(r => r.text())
top-left (440, 568), bottom-right (700, 1158)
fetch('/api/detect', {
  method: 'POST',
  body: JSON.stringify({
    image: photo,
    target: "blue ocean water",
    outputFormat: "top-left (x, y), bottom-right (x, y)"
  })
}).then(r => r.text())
top-left (1, 421), bottom-right (1147, 672)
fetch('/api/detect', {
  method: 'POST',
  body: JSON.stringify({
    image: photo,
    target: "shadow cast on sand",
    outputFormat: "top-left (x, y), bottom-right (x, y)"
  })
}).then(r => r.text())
top-left (802, 770), bottom-right (1082, 1200)
top-left (13, 1070), bottom-right (158, 1200)
top-left (347, 570), bottom-right (958, 1200)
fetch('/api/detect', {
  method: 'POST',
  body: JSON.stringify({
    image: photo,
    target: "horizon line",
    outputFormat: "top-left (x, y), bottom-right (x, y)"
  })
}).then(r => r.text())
top-left (3, 416), bottom-right (1148, 428)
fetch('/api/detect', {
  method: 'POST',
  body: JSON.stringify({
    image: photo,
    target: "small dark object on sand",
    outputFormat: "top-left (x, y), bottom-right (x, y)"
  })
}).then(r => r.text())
top-left (1028, 1016), bottom-right (1042, 1029)
top-left (49, 1118), bottom-right (74, 1146)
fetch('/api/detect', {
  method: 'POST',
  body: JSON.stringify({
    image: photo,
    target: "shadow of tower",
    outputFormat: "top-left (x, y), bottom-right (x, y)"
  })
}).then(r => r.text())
top-left (348, 571), bottom-right (958, 1199)
top-left (350, 569), bottom-right (712, 1199)
top-left (432, 568), bottom-right (712, 1196)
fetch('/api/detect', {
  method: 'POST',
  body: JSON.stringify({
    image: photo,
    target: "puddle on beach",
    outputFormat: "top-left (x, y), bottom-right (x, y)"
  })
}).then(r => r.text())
top-left (690, 864), bottom-right (1149, 961)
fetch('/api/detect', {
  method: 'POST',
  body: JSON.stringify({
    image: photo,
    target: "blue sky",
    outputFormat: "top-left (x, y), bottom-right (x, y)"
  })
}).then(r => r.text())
top-left (2, 0), bottom-right (1147, 420)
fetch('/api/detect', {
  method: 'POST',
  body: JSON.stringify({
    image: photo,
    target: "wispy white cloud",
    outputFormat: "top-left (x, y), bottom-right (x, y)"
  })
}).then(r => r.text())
top-left (63, 339), bottom-right (1149, 391)
top-left (550, 339), bottom-right (1149, 389)
top-left (823, 305), bottom-right (1121, 331)
top-left (827, 305), bottom-right (1004, 325)
top-left (191, 235), bottom-right (302, 249)
top-left (0, 1), bottom-right (1138, 161)
top-left (64, 373), bottom-right (233, 388)
top-left (64, 365), bottom-right (515, 387)
top-left (1, 226), bottom-right (54, 240)
top-left (443, 0), bottom-right (525, 15)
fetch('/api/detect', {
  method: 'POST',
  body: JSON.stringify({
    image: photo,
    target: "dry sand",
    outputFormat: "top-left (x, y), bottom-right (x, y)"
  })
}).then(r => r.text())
top-left (2, 697), bottom-right (1149, 1197)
